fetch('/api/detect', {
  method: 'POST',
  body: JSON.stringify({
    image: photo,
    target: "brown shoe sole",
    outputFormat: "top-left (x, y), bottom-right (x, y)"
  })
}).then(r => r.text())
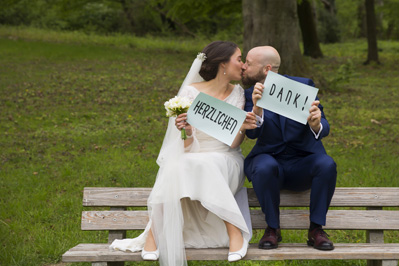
top-left (307, 240), bottom-right (335, 251)
top-left (258, 236), bottom-right (282, 249)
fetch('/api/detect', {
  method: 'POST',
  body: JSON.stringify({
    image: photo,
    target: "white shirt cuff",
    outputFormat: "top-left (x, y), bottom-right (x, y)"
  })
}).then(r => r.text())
top-left (309, 123), bottom-right (323, 139)
top-left (254, 109), bottom-right (264, 127)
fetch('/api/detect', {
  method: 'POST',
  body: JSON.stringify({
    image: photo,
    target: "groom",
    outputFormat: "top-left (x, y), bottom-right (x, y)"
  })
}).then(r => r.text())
top-left (242, 46), bottom-right (337, 251)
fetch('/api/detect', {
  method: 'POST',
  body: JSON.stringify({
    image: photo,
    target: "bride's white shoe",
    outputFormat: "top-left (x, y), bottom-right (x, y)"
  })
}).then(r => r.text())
top-left (228, 237), bottom-right (249, 262)
top-left (141, 248), bottom-right (159, 261)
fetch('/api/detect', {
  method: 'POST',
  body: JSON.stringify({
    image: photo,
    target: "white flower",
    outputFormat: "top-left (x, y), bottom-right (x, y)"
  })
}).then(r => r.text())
top-left (164, 96), bottom-right (193, 140)
top-left (164, 96), bottom-right (192, 118)
top-left (197, 52), bottom-right (207, 61)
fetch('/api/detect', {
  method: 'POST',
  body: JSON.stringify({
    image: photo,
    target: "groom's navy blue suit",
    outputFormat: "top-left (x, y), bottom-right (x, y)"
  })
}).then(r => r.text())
top-left (244, 76), bottom-right (337, 229)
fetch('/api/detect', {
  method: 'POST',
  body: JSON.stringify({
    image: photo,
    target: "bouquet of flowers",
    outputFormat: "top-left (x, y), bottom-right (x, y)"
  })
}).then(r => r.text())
top-left (164, 96), bottom-right (192, 140)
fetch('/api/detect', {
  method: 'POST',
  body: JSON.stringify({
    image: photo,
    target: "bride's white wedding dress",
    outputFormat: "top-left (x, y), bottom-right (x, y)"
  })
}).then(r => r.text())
top-left (110, 84), bottom-right (252, 266)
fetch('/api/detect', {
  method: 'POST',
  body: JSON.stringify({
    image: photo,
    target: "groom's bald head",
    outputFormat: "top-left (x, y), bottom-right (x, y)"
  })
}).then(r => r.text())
top-left (249, 46), bottom-right (280, 72)
top-left (242, 46), bottom-right (281, 86)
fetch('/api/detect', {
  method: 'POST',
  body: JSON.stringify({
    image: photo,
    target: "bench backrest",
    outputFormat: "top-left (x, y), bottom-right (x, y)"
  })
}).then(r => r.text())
top-left (81, 187), bottom-right (399, 233)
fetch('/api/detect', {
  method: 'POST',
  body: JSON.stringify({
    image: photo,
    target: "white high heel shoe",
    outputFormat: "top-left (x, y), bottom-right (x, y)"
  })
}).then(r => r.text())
top-left (141, 248), bottom-right (159, 261)
top-left (228, 237), bottom-right (249, 262)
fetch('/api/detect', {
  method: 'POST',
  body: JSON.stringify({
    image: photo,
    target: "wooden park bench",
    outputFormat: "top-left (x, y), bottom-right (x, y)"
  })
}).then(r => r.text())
top-left (62, 187), bottom-right (399, 266)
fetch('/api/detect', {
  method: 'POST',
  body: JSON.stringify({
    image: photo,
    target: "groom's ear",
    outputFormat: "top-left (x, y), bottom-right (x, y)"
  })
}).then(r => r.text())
top-left (264, 64), bottom-right (272, 74)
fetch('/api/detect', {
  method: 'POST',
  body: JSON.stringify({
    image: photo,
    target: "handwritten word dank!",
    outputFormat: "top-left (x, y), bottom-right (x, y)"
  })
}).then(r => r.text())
top-left (269, 84), bottom-right (309, 111)
top-left (192, 100), bottom-right (238, 135)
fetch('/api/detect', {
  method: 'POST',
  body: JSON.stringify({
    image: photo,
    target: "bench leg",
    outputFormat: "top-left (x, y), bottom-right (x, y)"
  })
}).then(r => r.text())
top-left (366, 212), bottom-right (398, 266)
top-left (108, 207), bottom-right (127, 244)
top-left (382, 261), bottom-right (398, 266)
top-left (92, 263), bottom-right (107, 266)
top-left (108, 230), bottom-right (127, 243)
top-left (367, 260), bottom-right (398, 266)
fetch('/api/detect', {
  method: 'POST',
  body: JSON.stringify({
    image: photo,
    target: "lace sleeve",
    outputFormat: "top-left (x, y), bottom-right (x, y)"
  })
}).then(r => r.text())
top-left (178, 86), bottom-right (198, 102)
top-left (228, 85), bottom-right (246, 110)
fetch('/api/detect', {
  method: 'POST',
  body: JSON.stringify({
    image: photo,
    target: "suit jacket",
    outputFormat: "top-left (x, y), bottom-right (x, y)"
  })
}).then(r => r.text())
top-left (244, 75), bottom-right (330, 173)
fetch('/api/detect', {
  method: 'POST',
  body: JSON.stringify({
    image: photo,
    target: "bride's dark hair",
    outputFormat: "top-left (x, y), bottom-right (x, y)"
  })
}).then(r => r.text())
top-left (199, 41), bottom-right (238, 81)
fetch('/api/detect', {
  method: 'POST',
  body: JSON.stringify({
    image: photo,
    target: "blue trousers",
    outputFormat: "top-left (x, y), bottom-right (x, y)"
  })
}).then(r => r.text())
top-left (245, 153), bottom-right (337, 228)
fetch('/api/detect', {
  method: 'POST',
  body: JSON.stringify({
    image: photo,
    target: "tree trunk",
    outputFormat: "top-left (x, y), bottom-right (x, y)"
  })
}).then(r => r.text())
top-left (319, 0), bottom-right (340, 43)
top-left (119, 0), bottom-right (134, 32)
top-left (364, 0), bottom-right (380, 64)
top-left (242, 0), bottom-right (305, 75)
top-left (297, 0), bottom-right (323, 58)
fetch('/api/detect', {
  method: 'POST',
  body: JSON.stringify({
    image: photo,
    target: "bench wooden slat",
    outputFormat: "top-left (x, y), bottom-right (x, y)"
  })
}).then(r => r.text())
top-left (82, 210), bottom-right (149, 230)
top-left (81, 209), bottom-right (399, 231)
top-left (83, 187), bottom-right (399, 207)
top-left (251, 209), bottom-right (399, 230)
top-left (83, 187), bottom-right (151, 207)
top-left (62, 243), bottom-right (399, 262)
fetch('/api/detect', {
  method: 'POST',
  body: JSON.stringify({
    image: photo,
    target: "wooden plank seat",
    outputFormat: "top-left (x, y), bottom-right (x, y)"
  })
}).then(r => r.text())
top-left (62, 187), bottom-right (399, 265)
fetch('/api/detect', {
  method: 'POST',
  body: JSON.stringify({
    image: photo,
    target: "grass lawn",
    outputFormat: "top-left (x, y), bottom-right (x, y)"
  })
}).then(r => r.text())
top-left (1, 26), bottom-right (399, 266)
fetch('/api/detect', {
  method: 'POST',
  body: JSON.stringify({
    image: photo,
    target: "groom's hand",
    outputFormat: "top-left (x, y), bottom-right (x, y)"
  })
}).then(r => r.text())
top-left (308, 100), bottom-right (321, 133)
top-left (252, 82), bottom-right (264, 117)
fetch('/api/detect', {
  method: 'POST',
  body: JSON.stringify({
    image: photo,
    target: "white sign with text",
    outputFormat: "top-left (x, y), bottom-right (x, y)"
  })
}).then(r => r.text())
top-left (187, 92), bottom-right (246, 146)
top-left (256, 71), bottom-right (319, 124)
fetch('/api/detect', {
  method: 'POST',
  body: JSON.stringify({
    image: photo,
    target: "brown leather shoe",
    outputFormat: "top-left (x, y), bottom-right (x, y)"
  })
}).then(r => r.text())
top-left (258, 226), bottom-right (282, 249)
top-left (307, 227), bottom-right (334, 250)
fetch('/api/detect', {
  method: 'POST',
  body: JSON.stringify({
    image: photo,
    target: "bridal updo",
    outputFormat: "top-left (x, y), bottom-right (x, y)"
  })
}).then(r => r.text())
top-left (199, 41), bottom-right (238, 81)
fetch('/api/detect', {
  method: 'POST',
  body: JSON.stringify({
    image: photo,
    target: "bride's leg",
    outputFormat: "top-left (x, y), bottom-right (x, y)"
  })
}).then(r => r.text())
top-left (224, 221), bottom-right (244, 252)
top-left (143, 228), bottom-right (157, 251)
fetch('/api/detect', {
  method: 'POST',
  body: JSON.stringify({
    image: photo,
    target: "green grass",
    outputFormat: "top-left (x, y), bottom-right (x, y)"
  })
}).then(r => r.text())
top-left (0, 25), bottom-right (208, 53)
top-left (1, 26), bottom-right (399, 266)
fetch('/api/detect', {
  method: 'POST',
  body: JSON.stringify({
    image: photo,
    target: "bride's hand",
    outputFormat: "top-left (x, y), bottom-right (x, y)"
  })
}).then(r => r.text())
top-left (175, 113), bottom-right (193, 136)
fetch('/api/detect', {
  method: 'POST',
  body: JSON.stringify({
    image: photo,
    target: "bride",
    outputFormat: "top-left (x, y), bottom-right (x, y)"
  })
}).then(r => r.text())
top-left (110, 41), bottom-right (257, 265)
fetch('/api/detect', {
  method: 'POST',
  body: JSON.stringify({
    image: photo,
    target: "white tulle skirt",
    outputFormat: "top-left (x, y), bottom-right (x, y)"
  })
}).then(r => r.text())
top-left (110, 129), bottom-right (252, 266)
